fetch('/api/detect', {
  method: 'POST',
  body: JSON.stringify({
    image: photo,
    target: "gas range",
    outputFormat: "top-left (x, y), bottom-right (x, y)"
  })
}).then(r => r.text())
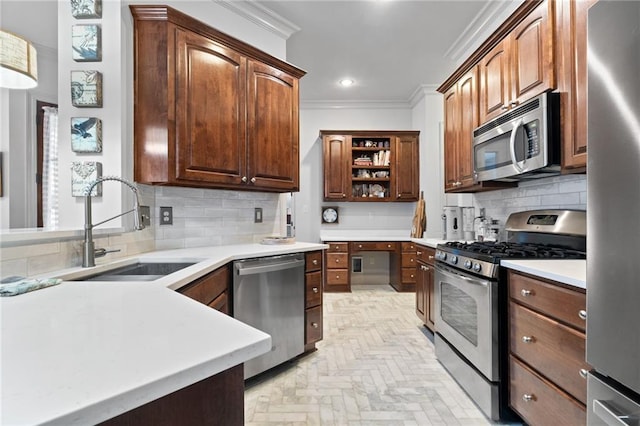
top-left (436, 240), bottom-right (586, 279)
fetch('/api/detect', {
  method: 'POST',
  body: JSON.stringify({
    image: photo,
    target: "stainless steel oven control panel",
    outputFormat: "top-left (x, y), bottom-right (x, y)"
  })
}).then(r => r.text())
top-left (435, 249), bottom-right (499, 279)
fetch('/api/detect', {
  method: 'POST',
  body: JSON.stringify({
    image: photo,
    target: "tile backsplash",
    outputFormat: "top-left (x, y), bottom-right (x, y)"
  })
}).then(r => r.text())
top-left (472, 174), bottom-right (587, 227)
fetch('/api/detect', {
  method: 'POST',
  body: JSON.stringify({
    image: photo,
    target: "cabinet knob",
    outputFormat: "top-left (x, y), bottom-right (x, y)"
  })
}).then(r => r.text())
top-left (579, 310), bottom-right (587, 320)
top-left (358, 244), bottom-right (363, 249)
top-left (580, 369), bottom-right (589, 379)
top-left (342, 193), bottom-right (346, 198)
top-left (397, 193), bottom-right (401, 198)
top-left (522, 394), bottom-right (535, 402)
top-left (312, 259), bottom-right (318, 265)
top-left (311, 322), bottom-right (319, 328)
top-left (410, 274), bottom-right (414, 278)
top-left (387, 244), bottom-right (392, 248)
top-left (410, 258), bottom-right (414, 262)
top-left (335, 259), bottom-right (340, 263)
top-left (250, 177), bottom-right (256, 183)
top-left (241, 176), bottom-right (248, 183)
top-left (312, 287), bottom-right (319, 294)
top-left (521, 289), bottom-right (533, 297)
top-left (510, 100), bottom-right (519, 107)
top-left (501, 105), bottom-right (509, 111)
top-left (335, 275), bottom-right (340, 279)
top-left (417, 251), bottom-right (422, 255)
top-left (522, 336), bottom-right (535, 344)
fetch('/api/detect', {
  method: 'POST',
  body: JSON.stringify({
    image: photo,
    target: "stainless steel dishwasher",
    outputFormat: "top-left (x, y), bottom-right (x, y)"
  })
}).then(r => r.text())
top-left (233, 253), bottom-right (305, 379)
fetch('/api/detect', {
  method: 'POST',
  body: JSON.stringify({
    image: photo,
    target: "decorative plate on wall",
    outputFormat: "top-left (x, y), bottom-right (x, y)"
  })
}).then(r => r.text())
top-left (321, 206), bottom-right (339, 224)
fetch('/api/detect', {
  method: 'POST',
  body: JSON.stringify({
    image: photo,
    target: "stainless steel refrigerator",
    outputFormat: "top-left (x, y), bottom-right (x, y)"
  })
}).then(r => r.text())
top-left (587, 1), bottom-right (640, 424)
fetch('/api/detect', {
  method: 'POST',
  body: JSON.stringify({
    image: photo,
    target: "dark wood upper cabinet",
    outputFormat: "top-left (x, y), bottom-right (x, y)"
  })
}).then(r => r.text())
top-left (130, 5), bottom-right (305, 192)
top-left (320, 130), bottom-right (419, 202)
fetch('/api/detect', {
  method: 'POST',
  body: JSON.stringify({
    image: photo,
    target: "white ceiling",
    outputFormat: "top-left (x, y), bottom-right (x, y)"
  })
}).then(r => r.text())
top-left (251, 0), bottom-right (524, 104)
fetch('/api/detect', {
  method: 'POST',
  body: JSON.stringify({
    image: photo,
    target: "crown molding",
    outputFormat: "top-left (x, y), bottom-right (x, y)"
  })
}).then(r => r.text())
top-left (444, 0), bottom-right (524, 65)
top-left (215, 0), bottom-right (301, 40)
top-left (408, 84), bottom-right (441, 107)
top-left (300, 99), bottom-right (413, 110)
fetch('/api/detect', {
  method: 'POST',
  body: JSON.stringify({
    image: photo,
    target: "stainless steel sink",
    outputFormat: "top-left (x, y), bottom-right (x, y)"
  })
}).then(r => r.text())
top-left (67, 262), bottom-right (196, 282)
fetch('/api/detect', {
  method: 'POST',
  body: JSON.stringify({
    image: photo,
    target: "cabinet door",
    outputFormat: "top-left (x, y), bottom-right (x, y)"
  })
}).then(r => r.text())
top-left (416, 261), bottom-right (427, 323)
top-left (175, 29), bottom-right (247, 185)
top-left (323, 135), bottom-right (349, 200)
top-left (479, 39), bottom-right (511, 124)
top-left (425, 264), bottom-right (435, 331)
top-left (246, 60), bottom-right (300, 191)
top-left (394, 134), bottom-right (419, 200)
top-left (510, 0), bottom-right (555, 106)
top-left (456, 68), bottom-right (478, 189)
top-left (443, 87), bottom-right (459, 191)
top-left (558, 0), bottom-right (596, 171)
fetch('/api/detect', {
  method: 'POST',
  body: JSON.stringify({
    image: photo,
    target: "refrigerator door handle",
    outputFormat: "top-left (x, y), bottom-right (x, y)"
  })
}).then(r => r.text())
top-left (592, 399), bottom-right (634, 426)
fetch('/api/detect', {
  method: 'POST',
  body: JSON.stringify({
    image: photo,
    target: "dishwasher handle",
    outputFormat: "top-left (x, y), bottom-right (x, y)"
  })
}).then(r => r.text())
top-left (235, 258), bottom-right (305, 276)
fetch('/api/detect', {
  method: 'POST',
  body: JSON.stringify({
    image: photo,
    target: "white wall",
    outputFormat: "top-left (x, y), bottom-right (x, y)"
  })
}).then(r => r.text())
top-left (296, 106), bottom-right (416, 243)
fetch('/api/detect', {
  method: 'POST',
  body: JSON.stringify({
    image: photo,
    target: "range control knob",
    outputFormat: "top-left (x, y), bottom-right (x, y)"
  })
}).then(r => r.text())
top-left (473, 263), bottom-right (482, 273)
top-left (464, 260), bottom-right (472, 269)
top-left (451, 255), bottom-right (458, 265)
top-left (437, 251), bottom-right (447, 261)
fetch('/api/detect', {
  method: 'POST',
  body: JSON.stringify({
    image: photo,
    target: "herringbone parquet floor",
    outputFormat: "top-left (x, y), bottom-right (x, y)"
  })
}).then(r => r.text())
top-left (245, 285), bottom-right (495, 425)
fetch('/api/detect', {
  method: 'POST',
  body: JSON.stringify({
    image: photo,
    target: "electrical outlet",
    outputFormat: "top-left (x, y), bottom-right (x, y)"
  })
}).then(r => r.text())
top-left (254, 207), bottom-right (263, 223)
top-left (160, 206), bottom-right (173, 225)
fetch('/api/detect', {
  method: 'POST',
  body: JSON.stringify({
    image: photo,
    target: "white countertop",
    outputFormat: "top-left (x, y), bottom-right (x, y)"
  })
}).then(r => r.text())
top-left (319, 230), bottom-right (450, 249)
top-left (500, 259), bottom-right (586, 290)
top-left (1, 241), bottom-right (327, 426)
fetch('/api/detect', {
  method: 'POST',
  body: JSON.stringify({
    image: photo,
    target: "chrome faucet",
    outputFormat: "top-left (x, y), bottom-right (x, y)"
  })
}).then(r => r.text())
top-left (83, 176), bottom-right (145, 267)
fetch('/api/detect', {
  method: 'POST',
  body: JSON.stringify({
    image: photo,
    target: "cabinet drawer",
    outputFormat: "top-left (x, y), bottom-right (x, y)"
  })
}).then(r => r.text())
top-left (326, 253), bottom-right (349, 268)
top-left (306, 271), bottom-right (322, 308)
top-left (326, 242), bottom-right (348, 252)
top-left (416, 245), bottom-right (435, 265)
top-left (402, 242), bottom-right (416, 252)
top-left (510, 356), bottom-right (586, 426)
top-left (326, 269), bottom-right (349, 285)
top-left (510, 303), bottom-right (589, 404)
top-left (402, 267), bottom-right (417, 284)
top-left (509, 271), bottom-right (586, 331)
top-left (402, 254), bottom-right (417, 268)
top-left (305, 305), bottom-right (323, 344)
top-left (207, 292), bottom-right (228, 315)
top-left (305, 251), bottom-right (323, 272)
top-left (179, 266), bottom-right (229, 306)
top-left (350, 242), bottom-right (398, 252)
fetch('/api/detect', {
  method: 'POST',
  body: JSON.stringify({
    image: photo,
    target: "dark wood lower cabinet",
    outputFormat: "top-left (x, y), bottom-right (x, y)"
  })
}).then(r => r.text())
top-left (99, 364), bottom-right (244, 426)
top-left (415, 245), bottom-right (435, 331)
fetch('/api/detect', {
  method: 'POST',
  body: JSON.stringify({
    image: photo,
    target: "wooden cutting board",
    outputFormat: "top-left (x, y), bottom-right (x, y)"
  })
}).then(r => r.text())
top-left (411, 192), bottom-right (426, 238)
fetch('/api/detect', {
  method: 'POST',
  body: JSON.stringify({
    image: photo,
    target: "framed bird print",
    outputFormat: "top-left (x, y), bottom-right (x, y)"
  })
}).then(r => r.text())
top-left (71, 117), bottom-right (102, 152)
top-left (71, 70), bottom-right (102, 108)
top-left (72, 25), bottom-right (101, 62)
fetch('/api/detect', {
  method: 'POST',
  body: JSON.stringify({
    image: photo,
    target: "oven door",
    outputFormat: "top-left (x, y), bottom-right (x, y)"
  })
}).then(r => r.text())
top-left (435, 263), bottom-right (499, 381)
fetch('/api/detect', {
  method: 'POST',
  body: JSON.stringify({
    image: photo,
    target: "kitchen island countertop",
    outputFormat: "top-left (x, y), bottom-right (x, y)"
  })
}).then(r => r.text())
top-left (500, 259), bottom-right (586, 290)
top-left (1, 241), bottom-right (326, 426)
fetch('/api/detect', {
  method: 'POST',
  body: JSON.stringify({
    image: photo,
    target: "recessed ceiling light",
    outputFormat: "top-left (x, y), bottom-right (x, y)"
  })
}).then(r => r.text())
top-left (339, 78), bottom-right (354, 87)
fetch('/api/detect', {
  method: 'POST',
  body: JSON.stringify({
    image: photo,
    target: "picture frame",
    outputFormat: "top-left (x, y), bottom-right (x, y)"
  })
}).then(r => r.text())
top-left (72, 24), bottom-right (101, 62)
top-left (71, 70), bottom-right (102, 108)
top-left (71, 0), bottom-right (102, 19)
top-left (71, 117), bottom-right (102, 153)
top-left (71, 161), bottom-right (102, 196)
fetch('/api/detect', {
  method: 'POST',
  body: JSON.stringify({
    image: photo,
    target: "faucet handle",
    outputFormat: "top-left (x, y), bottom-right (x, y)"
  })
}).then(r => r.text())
top-left (94, 248), bottom-right (121, 258)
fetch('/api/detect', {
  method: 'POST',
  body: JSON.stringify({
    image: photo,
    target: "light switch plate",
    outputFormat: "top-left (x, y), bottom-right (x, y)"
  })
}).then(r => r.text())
top-left (140, 205), bottom-right (151, 227)
top-left (254, 207), bottom-right (263, 223)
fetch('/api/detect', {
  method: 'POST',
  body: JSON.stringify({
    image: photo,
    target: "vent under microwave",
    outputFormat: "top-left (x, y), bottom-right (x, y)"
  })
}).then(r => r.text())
top-left (474, 99), bottom-right (541, 137)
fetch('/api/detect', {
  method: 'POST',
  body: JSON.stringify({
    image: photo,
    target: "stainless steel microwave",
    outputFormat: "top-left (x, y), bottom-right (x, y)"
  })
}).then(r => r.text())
top-left (472, 92), bottom-right (560, 182)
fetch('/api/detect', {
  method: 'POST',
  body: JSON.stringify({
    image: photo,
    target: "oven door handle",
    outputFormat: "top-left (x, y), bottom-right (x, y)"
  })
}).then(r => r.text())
top-left (437, 264), bottom-right (490, 287)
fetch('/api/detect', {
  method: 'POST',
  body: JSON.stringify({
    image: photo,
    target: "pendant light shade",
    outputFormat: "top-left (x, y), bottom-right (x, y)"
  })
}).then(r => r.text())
top-left (0, 29), bottom-right (38, 89)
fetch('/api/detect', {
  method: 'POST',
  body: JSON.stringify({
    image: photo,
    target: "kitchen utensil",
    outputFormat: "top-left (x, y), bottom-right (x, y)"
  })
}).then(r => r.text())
top-left (411, 191), bottom-right (426, 238)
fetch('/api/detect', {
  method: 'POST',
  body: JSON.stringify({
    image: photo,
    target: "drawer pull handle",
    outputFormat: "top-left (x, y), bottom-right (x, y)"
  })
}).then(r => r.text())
top-left (311, 322), bottom-right (319, 328)
top-left (421, 265), bottom-right (428, 271)
top-left (428, 255), bottom-right (434, 260)
top-left (521, 289), bottom-right (533, 297)
top-left (312, 259), bottom-right (318, 265)
top-left (425, 266), bottom-right (430, 271)
top-left (522, 394), bottom-right (535, 402)
top-left (522, 336), bottom-right (535, 343)
top-left (312, 287), bottom-right (319, 294)
top-left (580, 369), bottom-right (588, 379)
top-left (417, 251), bottom-right (422, 255)
top-left (579, 310), bottom-right (587, 320)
